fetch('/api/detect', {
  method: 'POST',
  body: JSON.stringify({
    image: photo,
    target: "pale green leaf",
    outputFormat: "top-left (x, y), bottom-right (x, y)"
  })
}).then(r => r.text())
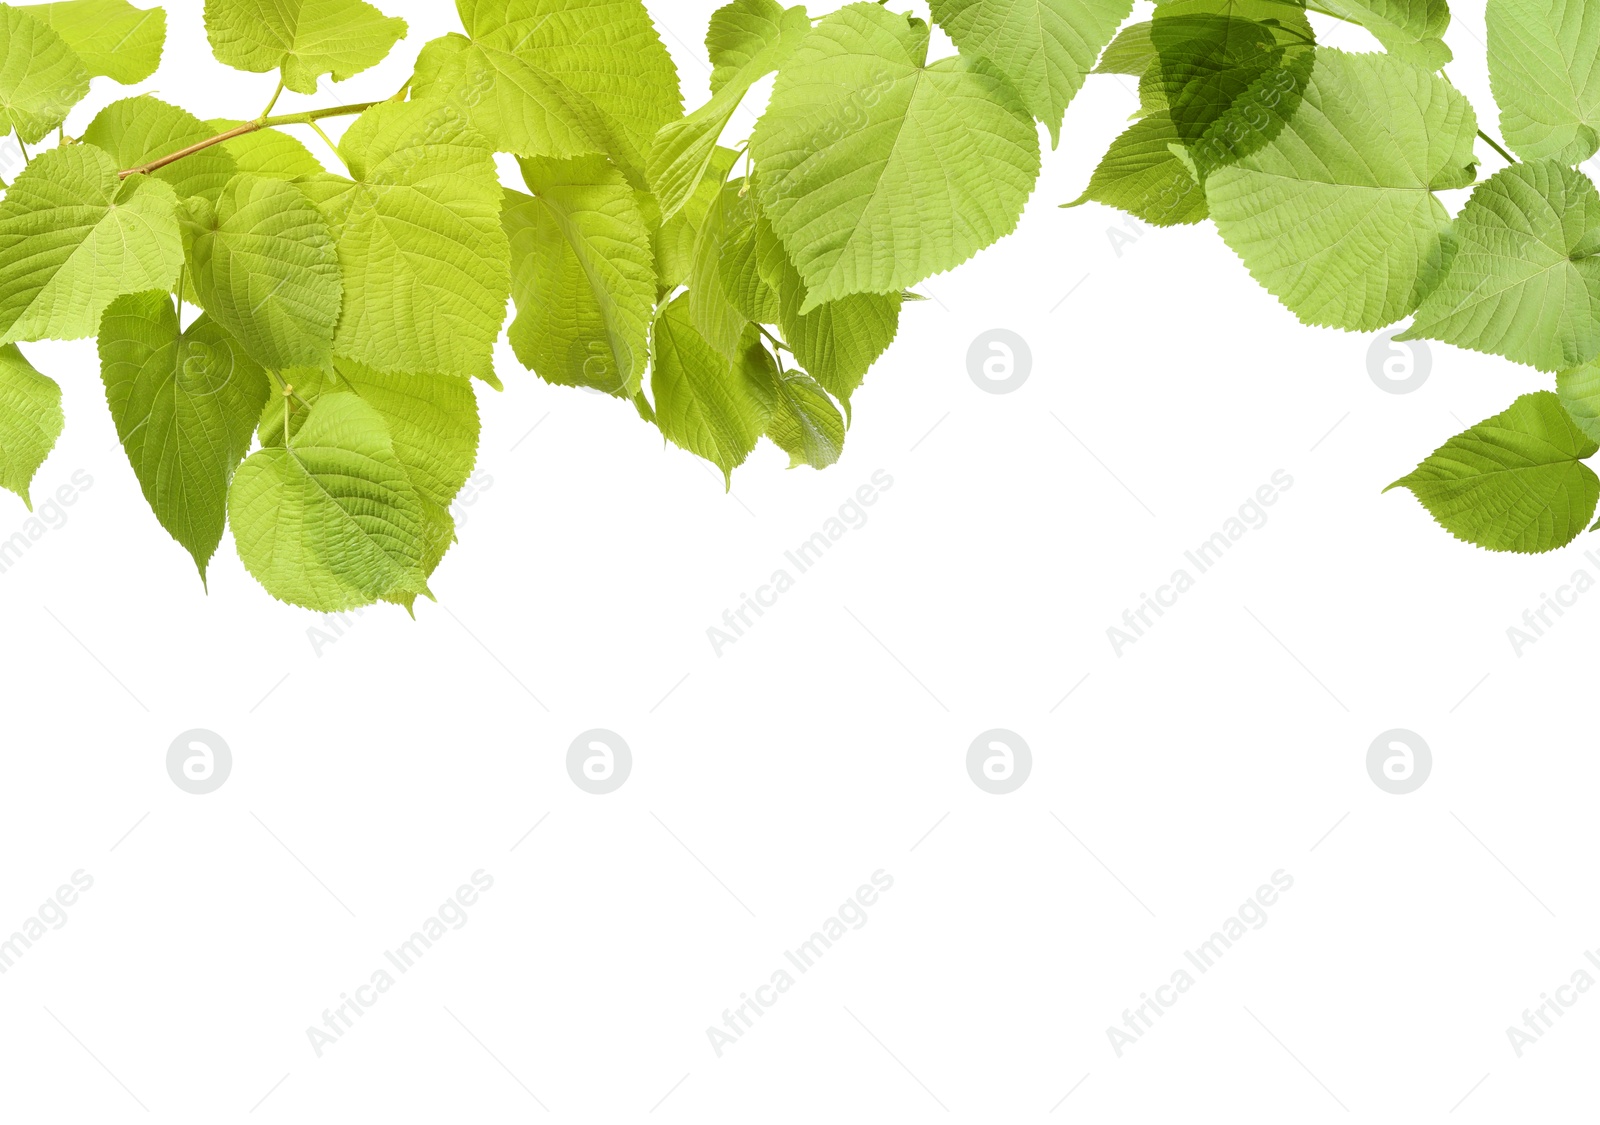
top-left (1310, 0), bottom-right (1451, 69)
top-left (653, 145), bottom-right (737, 293)
top-left (1401, 161), bottom-right (1600, 372)
top-left (301, 100), bottom-right (511, 381)
top-left (27, 0), bottom-right (166, 83)
top-left (0, 144), bottom-right (182, 345)
top-left (99, 290), bottom-right (269, 577)
top-left (1386, 391), bottom-right (1600, 553)
top-left (183, 172), bottom-right (341, 370)
top-left (207, 119), bottom-right (326, 179)
top-left (229, 391), bottom-right (429, 610)
top-left (751, 2), bottom-right (1041, 310)
top-left (1095, 21), bottom-right (1154, 76)
top-left (651, 297), bottom-right (773, 483)
top-left (766, 365), bottom-right (844, 468)
top-left (1486, 0), bottom-right (1600, 164)
top-left (0, 344), bottom-right (62, 507)
top-left (503, 155), bottom-right (656, 396)
top-left (202, 0), bottom-right (407, 94)
top-left (648, 0), bottom-right (808, 219)
top-left (412, 0), bottom-right (682, 184)
top-left (0, 6), bottom-right (88, 143)
top-left (82, 96), bottom-right (239, 204)
top-left (930, 0), bottom-right (1134, 145)
top-left (1067, 111), bottom-right (1209, 226)
top-left (690, 182), bottom-right (756, 360)
top-left (1558, 355), bottom-right (1600, 444)
top-left (1208, 48), bottom-right (1477, 331)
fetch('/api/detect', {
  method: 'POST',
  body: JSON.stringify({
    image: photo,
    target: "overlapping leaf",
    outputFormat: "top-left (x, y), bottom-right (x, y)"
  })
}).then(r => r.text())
top-left (99, 291), bottom-right (269, 577)
top-left (1067, 112), bottom-right (1209, 226)
top-left (230, 391), bottom-right (430, 610)
top-left (0, 144), bottom-right (182, 346)
top-left (930, 0), bottom-right (1133, 145)
top-left (1401, 161), bottom-right (1600, 372)
top-left (750, 2), bottom-right (1040, 310)
top-left (83, 96), bottom-right (239, 205)
top-left (765, 365), bottom-right (844, 468)
top-left (412, 0), bottom-right (682, 184)
top-left (1310, 0), bottom-right (1451, 69)
top-left (649, 0), bottom-right (808, 219)
top-left (0, 5), bottom-right (89, 144)
top-left (28, 0), bottom-right (166, 83)
top-left (298, 100), bottom-right (510, 381)
top-left (207, 119), bottom-right (326, 179)
top-left (503, 155), bottom-right (657, 396)
top-left (182, 173), bottom-right (342, 371)
top-left (651, 297), bottom-right (773, 483)
top-left (1209, 49), bottom-right (1477, 331)
top-left (1387, 391), bottom-right (1600, 553)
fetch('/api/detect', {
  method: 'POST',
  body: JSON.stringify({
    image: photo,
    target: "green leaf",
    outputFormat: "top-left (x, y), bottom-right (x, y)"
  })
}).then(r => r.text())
top-left (765, 364), bottom-right (844, 468)
top-left (1067, 111), bottom-right (1209, 226)
top-left (648, 0), bottom-right (808, 219)
top-left (411, 0), bottom-right (683, 185)
top-left (751, 2), bottom-right (1041, 310)
top-left (1309, 0), bottom-right (1451, 70)
top-left (929, 0), bottom-right (1134, 146)
top-left (27, 0), bottom-right (166, 83)
top-left (300, 100), bottom-right (511, 381)
top-left (182, 173), bottom-right (341, 371)
top-left (1558, 356), bottom-right (1600, 444)
top-left (0, 143), bottom-right (182, 346)
top-left (1386, 391), bottom-right (1600, 553)
top-left (99, 291), bottom-right (269, 578)
top-left (650, 297), bottom-right (773, 483)
top-left (1486, 0), bottom-right (1600, 164)
top-left (756, 215), bottom-right (900, 405)
top-left (207, 119), bottom-right (326, 179)
top-left (1143, 0), bottom-right (1315, 174)
top-left (202, 0), bottom-right (407, 94)
top-left (1208, 48), bottom-right (1477, 331)
top-left (690, 182), bottom-right (756, 360)
top-left (0, 344), bottom-right (62, 507)
top-left (229, 391), bottom-right (430, 610)
top-left (651, 145), bottom-right (738, 294)
top-left (0, 5), bottom-right (89, 144)
top-left (1401, 161), bottom-right (1600, 372)
top-left (503, 155), bottom-right (657, 396)
top-left (1095, 20), bottom-right (1155, 76)
top-left (82, 96), bottom-right (239, 205)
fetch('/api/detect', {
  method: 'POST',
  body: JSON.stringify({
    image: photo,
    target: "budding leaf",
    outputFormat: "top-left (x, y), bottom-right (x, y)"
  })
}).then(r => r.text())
top-left (651, 298), bottom-right (774, 484)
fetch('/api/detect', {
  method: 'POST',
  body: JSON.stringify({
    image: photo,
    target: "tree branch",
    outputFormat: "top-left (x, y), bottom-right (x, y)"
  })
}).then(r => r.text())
top-left (117, 101), bottom-right (384, 179)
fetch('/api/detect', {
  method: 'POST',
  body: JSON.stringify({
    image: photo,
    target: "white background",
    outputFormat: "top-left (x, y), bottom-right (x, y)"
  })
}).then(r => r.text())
top-left (1, 1), bottom-right (1594, 1121)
